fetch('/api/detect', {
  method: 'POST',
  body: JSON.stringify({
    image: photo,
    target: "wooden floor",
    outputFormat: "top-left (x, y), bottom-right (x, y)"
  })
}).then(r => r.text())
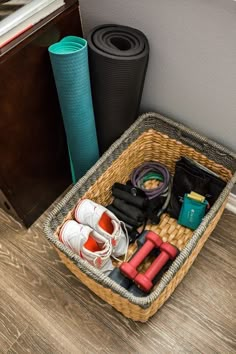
top-left (0, 204), bottom-right (235, 354)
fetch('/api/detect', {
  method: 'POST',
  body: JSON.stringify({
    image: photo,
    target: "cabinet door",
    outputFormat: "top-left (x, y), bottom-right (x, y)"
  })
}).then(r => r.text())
top-left (0, 4), bottom-right (83, 226)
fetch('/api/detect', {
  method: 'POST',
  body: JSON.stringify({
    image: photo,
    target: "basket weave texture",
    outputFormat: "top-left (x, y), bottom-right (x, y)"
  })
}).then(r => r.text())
top-left (44, 113), bottom-right (236, 322)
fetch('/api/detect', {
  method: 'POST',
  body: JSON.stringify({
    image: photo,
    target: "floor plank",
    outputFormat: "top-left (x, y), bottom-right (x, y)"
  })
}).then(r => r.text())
top-left (7, 326), bottom-right (59, 354)
top-left (0, 208), bottom-right (235, 354)
top-left (0, 289), bottom-right (28, 353)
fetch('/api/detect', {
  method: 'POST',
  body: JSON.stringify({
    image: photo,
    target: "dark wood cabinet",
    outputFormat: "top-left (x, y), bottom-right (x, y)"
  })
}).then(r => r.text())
top-left (0, 1), bottom-right (83, 226)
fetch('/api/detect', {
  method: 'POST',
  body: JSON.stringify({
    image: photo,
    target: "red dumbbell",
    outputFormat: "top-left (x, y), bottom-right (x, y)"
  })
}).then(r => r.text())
top-left (134, 242), bottom-right (179, 292)
top-left (120, 231), bottom-right (163, 280)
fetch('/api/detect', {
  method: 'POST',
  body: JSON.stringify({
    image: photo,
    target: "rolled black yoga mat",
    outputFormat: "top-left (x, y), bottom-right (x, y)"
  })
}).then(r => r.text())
top-left (87, 24), bottom-right (149, 153)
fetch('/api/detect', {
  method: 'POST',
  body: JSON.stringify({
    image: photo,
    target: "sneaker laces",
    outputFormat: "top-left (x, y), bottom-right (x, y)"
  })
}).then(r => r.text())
top-left (111, 221), bottom-right (129, 262)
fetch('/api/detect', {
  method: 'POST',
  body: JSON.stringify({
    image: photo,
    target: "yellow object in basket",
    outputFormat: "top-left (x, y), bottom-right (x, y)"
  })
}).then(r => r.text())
top-left (187, 191), bottom-right (205, 203)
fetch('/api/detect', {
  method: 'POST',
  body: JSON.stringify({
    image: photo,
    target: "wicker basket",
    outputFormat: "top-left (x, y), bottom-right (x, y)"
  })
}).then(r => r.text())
top-left (44, 112), bottom-right (236, 322)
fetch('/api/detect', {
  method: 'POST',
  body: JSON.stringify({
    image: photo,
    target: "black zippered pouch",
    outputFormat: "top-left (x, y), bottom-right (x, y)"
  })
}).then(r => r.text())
top-left (168, 157), bottom-right (226, 219)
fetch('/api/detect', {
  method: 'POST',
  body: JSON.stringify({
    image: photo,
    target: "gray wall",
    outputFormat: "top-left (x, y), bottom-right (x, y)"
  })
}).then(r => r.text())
top-left (80, 0), bottom-right (236, 152)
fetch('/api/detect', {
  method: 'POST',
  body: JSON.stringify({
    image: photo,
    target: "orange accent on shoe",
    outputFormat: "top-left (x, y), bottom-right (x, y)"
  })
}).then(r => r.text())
top-left (98, 212), bottom-right (114, 234)
top-left (96, 257), bottom-right (102, 267)
top-left (112, 239), bottom-right (117, 247)
top-left (84, 234), bottom-right (102, 252)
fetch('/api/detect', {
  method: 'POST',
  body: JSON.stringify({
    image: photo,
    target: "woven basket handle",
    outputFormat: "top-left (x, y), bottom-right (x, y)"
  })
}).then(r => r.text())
top-left (178, 131), bottom-right (206, 153)
top-left (177, 129), bottom-right (233, 169)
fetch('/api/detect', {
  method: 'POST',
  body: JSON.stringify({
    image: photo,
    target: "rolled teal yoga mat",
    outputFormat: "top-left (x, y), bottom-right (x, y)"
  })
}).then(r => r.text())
top-left (48, 36), bottom-right (99, 183)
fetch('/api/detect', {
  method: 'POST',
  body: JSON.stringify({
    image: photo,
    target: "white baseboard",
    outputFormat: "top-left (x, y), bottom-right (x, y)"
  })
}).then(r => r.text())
top-left (226, 193), bottom-right (236, 214)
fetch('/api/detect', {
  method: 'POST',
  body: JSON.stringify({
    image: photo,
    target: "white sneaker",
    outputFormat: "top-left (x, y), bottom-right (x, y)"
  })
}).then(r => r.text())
top-left (59, 220), bottom-right (114, 275)
top-left (74, 199), bottom-right (129, 258)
